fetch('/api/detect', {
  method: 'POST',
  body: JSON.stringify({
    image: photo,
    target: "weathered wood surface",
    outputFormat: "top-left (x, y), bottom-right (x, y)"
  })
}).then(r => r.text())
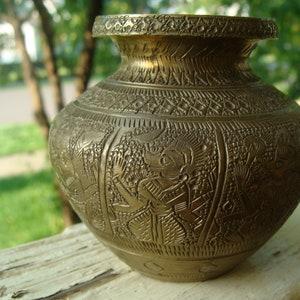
top-left (1, 206), bottom-right (300, 300)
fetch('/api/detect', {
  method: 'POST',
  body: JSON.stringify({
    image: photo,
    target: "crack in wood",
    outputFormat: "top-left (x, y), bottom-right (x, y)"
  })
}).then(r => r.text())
top-left (0, 285), bottom-right (7, 297)
top-left (11, 289), bottom-right (30, 298)
top-left (36, 268), bottom-right (120, 299)
top-left (0, 262), bottom-right (34, 277)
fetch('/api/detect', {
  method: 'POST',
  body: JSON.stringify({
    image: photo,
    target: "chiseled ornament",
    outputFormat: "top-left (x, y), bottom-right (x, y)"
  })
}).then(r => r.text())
top-left (49, 14), bottom-right (300, 281)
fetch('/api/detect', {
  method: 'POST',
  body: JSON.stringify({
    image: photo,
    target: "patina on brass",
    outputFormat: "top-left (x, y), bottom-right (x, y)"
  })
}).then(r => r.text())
top-left (49, 15), bottom-right (300, 282)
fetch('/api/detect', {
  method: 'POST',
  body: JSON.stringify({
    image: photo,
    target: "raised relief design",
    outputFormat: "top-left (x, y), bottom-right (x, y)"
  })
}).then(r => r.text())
top-left (206, 123), bottom-right (300, 252)
top-left (49, 113), bottom-right (115, 231)
top-left (107, 127), bottom-right (217, 247)
top-left (50, 116), bottom-right (300, 260)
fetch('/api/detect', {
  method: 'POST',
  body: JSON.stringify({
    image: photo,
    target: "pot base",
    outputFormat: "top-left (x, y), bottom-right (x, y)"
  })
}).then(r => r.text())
top-left (109, 245), bottom-right (255, 282)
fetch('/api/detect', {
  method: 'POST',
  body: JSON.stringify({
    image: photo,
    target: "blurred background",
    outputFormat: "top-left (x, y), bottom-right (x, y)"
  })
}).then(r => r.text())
top-left (0, 0), bottom-right (299, 249)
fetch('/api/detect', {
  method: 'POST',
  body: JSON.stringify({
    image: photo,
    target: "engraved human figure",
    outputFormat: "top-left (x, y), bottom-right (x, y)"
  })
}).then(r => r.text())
top-left (112, 138), bottom-right (198, 245)
top-left (215, 130), bottom-right (300, 245)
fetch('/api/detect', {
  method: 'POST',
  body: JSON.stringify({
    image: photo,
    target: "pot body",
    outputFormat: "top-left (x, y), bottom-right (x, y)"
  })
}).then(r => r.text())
top-left (49, 15), bottom-right (300, 281)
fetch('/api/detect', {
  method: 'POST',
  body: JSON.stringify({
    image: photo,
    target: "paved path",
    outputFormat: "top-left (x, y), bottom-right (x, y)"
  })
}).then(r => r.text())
top-left (0, 82), bottom-right (76, 124)
top-left (0, 150), bottom-right (49, 178)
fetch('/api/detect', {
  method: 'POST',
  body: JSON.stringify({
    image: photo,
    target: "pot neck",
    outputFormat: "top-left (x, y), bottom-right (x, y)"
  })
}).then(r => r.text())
top-left (109, 35), bottom-right (260, 87)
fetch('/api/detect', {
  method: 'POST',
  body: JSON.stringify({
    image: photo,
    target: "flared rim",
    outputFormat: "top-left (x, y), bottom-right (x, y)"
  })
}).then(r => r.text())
top-left (92, 14), bottom-right (278, 39)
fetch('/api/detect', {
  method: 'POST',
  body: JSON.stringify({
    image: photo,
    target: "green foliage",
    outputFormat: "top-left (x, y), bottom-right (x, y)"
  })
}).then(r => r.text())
top-left (156, 0), bottom-right (224, 14)
top-left (246, 0), bottom-right (300, 99)
top-left (0, 63), bottom-right (23, 85)
top-left (0, 169), bottom-right (64, 249)
top-left (53, 2), bottom-right (87, 77)
top-left (0, 123), bottom-right (46, 157)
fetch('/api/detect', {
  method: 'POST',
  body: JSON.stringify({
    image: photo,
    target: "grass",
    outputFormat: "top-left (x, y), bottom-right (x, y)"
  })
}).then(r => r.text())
top-left (0, 122), bottom-right (64, 249)
top-left (0, 169), bottom-right (64, 249)
top-left (0, 123), bottom-right (46, 157)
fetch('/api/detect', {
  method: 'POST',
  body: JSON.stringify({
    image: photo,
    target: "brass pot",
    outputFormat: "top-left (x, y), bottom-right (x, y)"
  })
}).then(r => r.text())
top-left (49, 14), bottom-right (300, 281)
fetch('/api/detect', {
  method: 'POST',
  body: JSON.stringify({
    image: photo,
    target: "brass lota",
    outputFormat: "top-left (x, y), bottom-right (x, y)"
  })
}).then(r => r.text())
top-left (49, 15), bottom-right (300, 281)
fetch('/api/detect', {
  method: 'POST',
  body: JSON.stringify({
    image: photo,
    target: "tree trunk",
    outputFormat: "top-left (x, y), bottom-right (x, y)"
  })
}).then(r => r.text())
top-left (33, 0), bottom-right (64, 112)
top-left (3, 0), bottom-right (49, 141)
top-left (7, 10), bottom-right (50, 141)
top-left (74, 0), bottom-right (104, 96)
top-left (33, 0), bottom-right (81, 226)
top-left (55, 182), bottom-right (81, 226)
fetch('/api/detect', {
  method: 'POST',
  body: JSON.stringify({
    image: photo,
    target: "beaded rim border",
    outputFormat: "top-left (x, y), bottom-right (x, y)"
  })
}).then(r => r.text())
top-left (92, 14), bottom-right (278, 39)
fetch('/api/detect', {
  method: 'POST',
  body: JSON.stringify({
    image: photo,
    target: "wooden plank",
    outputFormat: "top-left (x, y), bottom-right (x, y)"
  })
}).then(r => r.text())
top-left (0, 225), bottom-right (130, 299)
top-left (1, 206), bottom-right (300, 300)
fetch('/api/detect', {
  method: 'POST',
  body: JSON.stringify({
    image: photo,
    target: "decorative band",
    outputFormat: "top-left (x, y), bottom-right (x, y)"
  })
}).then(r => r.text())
top-left (92, 14), bottom-right (278, 39)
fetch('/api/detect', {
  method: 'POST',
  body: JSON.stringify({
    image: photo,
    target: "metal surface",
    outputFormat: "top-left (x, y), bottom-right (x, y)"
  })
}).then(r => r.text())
top-left (49, 14), bottom-right (300, 282)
